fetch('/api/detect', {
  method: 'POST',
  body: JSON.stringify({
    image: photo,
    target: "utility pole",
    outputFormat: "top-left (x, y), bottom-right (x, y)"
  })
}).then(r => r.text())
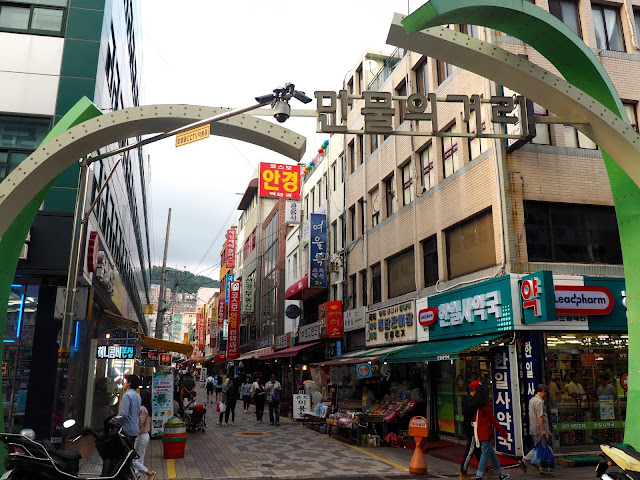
top-left (155, 208), bottom-right (171, 339)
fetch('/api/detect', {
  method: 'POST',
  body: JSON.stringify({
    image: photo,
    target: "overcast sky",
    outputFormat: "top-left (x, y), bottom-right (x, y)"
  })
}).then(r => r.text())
top-left (140, 0), bottom-right (420, 279)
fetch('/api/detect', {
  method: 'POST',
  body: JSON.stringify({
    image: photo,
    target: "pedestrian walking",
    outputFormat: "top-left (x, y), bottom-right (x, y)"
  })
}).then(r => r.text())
top-left (519, 384), bottom-right (553, 476)
top-left (240, 377), bottom-right (252, 412)
top-left (251, 375), bottom-right (261, 401)
top-left (254, 381), bottom-right (266, 423)
top-left (460, 381), bottom-right (482, 480)
top-left (215, 370), bottom-right (225, 402)
top-left (132, 390), bottom-right (156, 479)
top-left (265, 374), bottom-right (282, 426)
top-left (206, 373), bottom-right (215, 404)
top-left (111, 374), bottom-right (141, 444)
top-left (472, 385), bottom-right (510, 480)
top-left (220, 379), bottom-right (238, 425)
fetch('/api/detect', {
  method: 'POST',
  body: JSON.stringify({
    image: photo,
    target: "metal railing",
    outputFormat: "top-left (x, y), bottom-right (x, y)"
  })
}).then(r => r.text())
top-left (367, 48), bottom-right (407, 92)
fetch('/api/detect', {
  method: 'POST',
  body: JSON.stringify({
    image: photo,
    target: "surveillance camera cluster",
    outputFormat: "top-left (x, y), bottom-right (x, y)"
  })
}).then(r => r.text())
top-left (255, 82), bottom-right (312, 123)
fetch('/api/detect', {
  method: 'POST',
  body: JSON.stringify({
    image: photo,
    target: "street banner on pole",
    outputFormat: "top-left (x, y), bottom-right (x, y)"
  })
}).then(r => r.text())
top-left (227, 281), bottom-right (241, 359)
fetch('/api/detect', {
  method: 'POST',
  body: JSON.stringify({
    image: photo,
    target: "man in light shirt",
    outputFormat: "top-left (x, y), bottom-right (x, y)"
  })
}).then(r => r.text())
top-left (564, 371), bottom-right (585, 398)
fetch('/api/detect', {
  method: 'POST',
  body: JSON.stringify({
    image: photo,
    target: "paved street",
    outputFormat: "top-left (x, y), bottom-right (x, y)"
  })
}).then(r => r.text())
top-left (79, 383), bottom-right (599, 479)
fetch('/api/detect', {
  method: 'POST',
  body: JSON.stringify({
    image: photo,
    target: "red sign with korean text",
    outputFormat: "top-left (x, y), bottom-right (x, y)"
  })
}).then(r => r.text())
top-left (259, 162), bottom-right (301, 199)
top-left (225, 229), bottom-right (237, 268)
top-left (217, 297), bottom-right (225, 324)
top-left (226, 281), bottom-right (241, 359)
top-left (196, 313), bottom-right (205, 351)
top-left (319, 301), bottom-right (343, 339)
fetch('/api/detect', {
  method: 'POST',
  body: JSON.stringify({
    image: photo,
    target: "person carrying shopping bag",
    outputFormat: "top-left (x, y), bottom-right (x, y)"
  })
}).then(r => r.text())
top-left (472, 385), bottom-right (510, 480)
top-left (519, 384), bottom-right (554, 476)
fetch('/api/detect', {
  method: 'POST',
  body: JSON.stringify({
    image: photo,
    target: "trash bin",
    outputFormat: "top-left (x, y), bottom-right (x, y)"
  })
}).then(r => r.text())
top-left (162, 416), bottom-right (186, 459)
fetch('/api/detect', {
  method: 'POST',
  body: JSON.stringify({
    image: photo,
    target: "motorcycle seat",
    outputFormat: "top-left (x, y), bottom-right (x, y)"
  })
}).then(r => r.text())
top-left (40, 440), bottom-right (82, 462)
top-left (622, 445), bottom-right (640, 462)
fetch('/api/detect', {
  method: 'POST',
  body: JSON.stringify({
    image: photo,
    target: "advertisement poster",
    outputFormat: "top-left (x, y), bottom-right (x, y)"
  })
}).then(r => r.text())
top-left (151, 372), bottom-right (174, 438)
top-left (227, 281), bottom-right (241, 359)
top-left (259, 162), bottom-right (301, 199)
top-left (196, 312), bottom-right (205, 351)
top-left (599, 397), bottom-right (615, 421)
top-left (225, 229), bottom-right (237, 268)
top-left (309, 213), bottom-right (327, 288)
top-left (436, 378), bottom-right (455, 434)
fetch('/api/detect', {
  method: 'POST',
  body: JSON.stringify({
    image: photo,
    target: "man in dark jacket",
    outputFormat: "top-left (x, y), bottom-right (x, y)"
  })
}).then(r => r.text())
top-left (460, 381), bottom-right (482, 480)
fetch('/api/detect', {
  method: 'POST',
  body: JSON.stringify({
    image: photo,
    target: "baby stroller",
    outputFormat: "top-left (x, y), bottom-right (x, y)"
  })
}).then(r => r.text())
top-left (188, 403), bottom-right (207, 432)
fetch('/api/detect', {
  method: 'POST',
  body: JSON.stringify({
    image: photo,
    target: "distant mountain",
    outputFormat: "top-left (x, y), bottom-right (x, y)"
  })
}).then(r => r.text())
top-left (150, 266), bottom-right (219, 294)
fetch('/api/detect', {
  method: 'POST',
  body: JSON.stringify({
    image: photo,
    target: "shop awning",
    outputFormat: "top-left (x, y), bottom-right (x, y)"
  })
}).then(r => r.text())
top-left (259, 341), bottom-right (321, 360)
top-left (284, 274), bottom-right (324, 300)
top-left (316, 344), bottom-right (415, 365)
top-left (103, 310), bottom-right (143, 334)
top-left (384, 334), bottom-right (503, 363)
top-left (234, 346), bottom-right (274, 361)
top-left (140, 336), bottom-right (193, 356)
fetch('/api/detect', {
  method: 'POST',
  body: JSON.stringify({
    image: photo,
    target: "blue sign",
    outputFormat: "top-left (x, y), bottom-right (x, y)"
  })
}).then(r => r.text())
top-left (309, 213), bottom-right (327, 288)
top-left (491, 345), bottom-right (516, 456)
top-left (336, 340), bottom-right (342, 357)
top-left (521, 270), bottom-right (556, 324)
top-left (225, 273), bottom-right (235, 304)
top-left (520, 333), bottom-right (543, 407)
top-left (356, 362), bottom-right (372, 379)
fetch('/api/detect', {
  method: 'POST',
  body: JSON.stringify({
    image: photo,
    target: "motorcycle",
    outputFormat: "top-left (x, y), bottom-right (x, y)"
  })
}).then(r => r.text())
top-left (596, 443), bottom-right (640, 480)
top-left (0, 417), bottom-right (138, 480)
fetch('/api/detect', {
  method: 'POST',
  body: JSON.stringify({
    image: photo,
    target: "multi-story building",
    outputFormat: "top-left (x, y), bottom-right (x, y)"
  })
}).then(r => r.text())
top-left (0, 1), bottom-right (150, 436)
top-left (328, 2), bottom-right (632, 454)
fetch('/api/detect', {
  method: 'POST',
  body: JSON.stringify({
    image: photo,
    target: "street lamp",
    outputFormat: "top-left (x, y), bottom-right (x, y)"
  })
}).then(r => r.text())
top-left (51, 83), bottom-right (310, 444)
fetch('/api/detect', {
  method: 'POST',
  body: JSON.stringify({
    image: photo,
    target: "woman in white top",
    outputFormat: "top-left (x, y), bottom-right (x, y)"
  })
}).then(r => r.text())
top-left (133, 390), bottom-right (156, 479)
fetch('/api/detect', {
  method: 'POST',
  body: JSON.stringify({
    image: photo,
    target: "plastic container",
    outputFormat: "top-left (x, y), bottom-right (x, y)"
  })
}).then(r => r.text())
top-left (162, 416), bottom-right (186, 459)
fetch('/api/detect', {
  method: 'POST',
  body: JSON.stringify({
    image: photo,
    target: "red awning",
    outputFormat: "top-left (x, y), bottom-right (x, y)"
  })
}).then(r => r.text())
top-left (258, 341), bottom-right (321, 360)
top-left (284, 274), bottom-right (324, 300)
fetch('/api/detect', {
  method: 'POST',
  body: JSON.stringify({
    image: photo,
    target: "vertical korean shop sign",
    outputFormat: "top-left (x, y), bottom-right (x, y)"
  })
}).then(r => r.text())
top-left (196, 312), bottom-right (205, 351)
top-left (227, 281), bottom-right (241, 359)
top-left (520, 270), bottom-right (556, 324)
top-left (151, 371), bottom-right (174, 438)
top-left (225, 229), bottom-right (237, 268)
top-left (225, 273), bottom-right (234, 304)
top-left (309, 213), bottom-right (327, 288)
top-left (217, 296), bottom-right (225, 325)
top-left (243, 277), bottom-right (254, 313)
top-left (490, 345), bottom-right (522, 456)
top-left (259, 162), bottom-right (301, 199)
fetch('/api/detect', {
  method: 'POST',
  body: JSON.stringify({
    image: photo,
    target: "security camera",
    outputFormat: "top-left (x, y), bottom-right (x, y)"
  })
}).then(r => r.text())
top-left (255, 93), bottom-right (275, 105)
top-left (293, 90), bottom-right (313, 104)
top-left (273, 101), bottom-right (291, 123)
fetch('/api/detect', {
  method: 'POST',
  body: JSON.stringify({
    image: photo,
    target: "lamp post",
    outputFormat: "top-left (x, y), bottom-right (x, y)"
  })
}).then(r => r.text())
top-left (50, 83), bottom-right (312, 443)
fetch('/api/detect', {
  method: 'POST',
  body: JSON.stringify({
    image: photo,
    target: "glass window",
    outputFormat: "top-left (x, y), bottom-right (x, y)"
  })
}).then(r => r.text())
top-left (592, 5), bottom-right (625, 51)
top-left (437, 60), bottom-right (454, 85)
top-left (387, 248), bottom-right (416, 298)
top-left (524, 201), bottom-right (623, 264)
top-left (350, 274), bottom-right (357, 309)
top-left (443, 126), bottom-right (461, 177)
top-left (358, 135), bottom-right (364, 165)
top-left (358, 198), bottom-right (365, 235)
top-left (532, 104), bottom-right (552, 145)
top-left (396, 80), bottom-right (407, 124)
top-left (564, 125), bottom-right (597, 149)
top-left (385, 174), bottom-right (396, 217)
top-left (262, 213), bottom-right (279, 337)
top-left (369, 134), bottom-right (379, 154)
top-left (422, 235), bottom-right (438, 287)
top-left (461, 24), bottom-right (480, 38)
top-left (348, 140), bottom-right (355, 174)
top-left (331, 162), bottom-right (337, 191)
top-left (8, 0), bottom-right (67, 6)
top-left (0, 116), bottom-right (51, 149)
top-left (415, 59), bottom-right (428, 95)
top-left (402, 162), bottom-right (414, 206)
top-left (624, 103), bottom-right (638, 132)
top-left (361, 269), bottom-right (367, 306)
top-left (469, 110), bottom-right (489, 159)
top-left (371, 187), bottom-right (380, 227)
top-left (0, 6), bottom-right (30, 30)
top-left (349, 205), bottom-right (356, 241)
top-left (31, 7), bottom-right (63, 32)
top-left (420, 144), bottom-right (435, 192)
top-left (549, 0), bottom-right (581, 38)
top-left (372, 263), bottom-right (382, 304)
top-left (446, 209), bottom-right (496, 278)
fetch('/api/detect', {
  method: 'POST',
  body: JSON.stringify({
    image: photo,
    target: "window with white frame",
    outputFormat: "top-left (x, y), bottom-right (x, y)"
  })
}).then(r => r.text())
top-left (420, 144), bottom-right (435, 192)
top-left (371, 187), bottom-right (380, 227)
top-left (443, 125), bottom-right (461, 177)
top-left (468, 110), bottom-right (489, 159)
top-left (531, 103), bottom-right (551, 145)
top-left (624, 103), bottom-right (638, 132)
top-left (385, 174), bottom-right (396, 218)
top-left (402, 162), bottom-right (415, 206)
top-left (549, 0), bottom-right (581, 38)
top-left (564, 124), bottom-right (597, 149)
top-left (592, 4), bottom-right (625, 52)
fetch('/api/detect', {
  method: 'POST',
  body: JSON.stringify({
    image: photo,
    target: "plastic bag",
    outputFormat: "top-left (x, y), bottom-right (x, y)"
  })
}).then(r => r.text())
top-left (384, 432), bottom-right (403, 448)
top-left (531, 441), bottom-right (554, 469)
top-left (216, 402), bottom-right (226, 413)
top-left (272, 390), bottom-right (281, 403)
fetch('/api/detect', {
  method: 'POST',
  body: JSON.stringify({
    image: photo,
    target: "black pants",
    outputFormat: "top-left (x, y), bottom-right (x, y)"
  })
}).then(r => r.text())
top-left (460, 435), bottom-right (481, 474)
top-left (256, 402), bottom-right (265, 421)
top-left (242, 395), bottom-right (251, 410)
top-left (268, 401), bottom-right (280, 424)
top-left (220, 403), bottom-right (235, 423)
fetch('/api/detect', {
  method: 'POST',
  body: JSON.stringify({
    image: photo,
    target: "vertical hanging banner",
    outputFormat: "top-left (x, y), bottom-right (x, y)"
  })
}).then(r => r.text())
top-left (151, 371), bottom-right (174, 438)
top-left (227, 281), bottom-right (241, 359)
top-left (491, 345), bottom-right (516, 456)
top-left (225, 273), bottom-right (235, 305)
top-left (319, 301), bottom-right (343, 338)
top-left (243, 277), bottom-right (254, 313)
top-left (309, 213), bottom-right (327, 288)
top-left (196, 312), bottom-right (205, 351)
top-left (285, 200), bottom-right (301, 224)
top-left (217, 297), bottom-right (225, 325)
top-left (259, 162), bottom-right (301, 199)
top-left (225, 229), bottom-right (237, 268)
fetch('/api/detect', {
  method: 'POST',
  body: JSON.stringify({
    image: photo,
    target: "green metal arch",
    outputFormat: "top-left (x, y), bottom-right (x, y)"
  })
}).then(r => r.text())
top-left (403, 0), bottom-right (640, 446)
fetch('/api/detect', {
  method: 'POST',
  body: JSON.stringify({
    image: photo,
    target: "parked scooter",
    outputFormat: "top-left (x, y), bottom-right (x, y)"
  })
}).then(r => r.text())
top-left (596, 444), bottom-right (640, 480)
top-left (0, 417), bottom-right (138, 480)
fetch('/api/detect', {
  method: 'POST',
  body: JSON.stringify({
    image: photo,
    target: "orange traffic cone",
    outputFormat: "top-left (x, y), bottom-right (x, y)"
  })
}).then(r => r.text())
top-left (409, 436), bottom-right (427, 475)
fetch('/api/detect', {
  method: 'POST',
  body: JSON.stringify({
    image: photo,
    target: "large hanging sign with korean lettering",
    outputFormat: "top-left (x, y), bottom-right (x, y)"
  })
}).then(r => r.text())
top-left (225, 273), bottom-right (234, 305)
top-left (96, 345), bottom-right (135, 359)
top-left (309, 213), bottom-right (327, 288)
top-left (421, 275), bottom-right (514, 341)
top-left (315, 90), bottom-right (531, 140)
top-left (243, 277), bottom-right (254, 313)
top-left (366, 301), bottom-right (415, 347)
top-left (225, 229), bottom-right (237, 268)
top-left (490, 345), bottom-right (523, 456)
top-left (319, 301), bottom-right (343, 338)
top-left (196, 312), bottom-right (205, 351)
top-left (226, 281), bottom-right (241, 359)
top-left (259, 162), bottom-right (301, 199)
top-left (217, 296), bottom-right (225, 325)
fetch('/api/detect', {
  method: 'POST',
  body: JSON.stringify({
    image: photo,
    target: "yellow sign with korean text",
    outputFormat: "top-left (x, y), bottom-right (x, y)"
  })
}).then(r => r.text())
top-left (175, 124), bottom-right (210, 147)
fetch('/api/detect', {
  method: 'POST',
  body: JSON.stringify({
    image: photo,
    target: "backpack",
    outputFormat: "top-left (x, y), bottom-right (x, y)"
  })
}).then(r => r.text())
top-left (206, 376), bottom-right (213, 386)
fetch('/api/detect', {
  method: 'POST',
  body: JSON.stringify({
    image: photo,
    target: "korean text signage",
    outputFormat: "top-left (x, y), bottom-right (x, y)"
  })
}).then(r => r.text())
top-left (315, 90), bottom-right (530, 140)
top-left (259, 162), bottom-right (301, 199)
top-left (175, 124), bottom-right (210, 147)
top-left (225, 229), bottom-right (237, 268)
top-left (299, 321), bottom-right (320, 342)
top-left (225, 273), bottom-right (234, 305)
top-left (158, 353), bottom-right (172, 366)
top-left (285, 200), bottom-right (301, 224)
top-left (366, 301), bottom-right (415, 346)
top-left (293, 394), bottom-right (311, 420)
top-left (243, 277), bottom-right (254, 313)
top-left (422, 275), bottom-right (513, 341)
top-left (344, 307), bottom-right (366, 332)
top-left (521, 271), bottom-right (556, 324)
top-left (226, 281), bottom-right (241, 359)
top-left (196, 312), bottom-right (205, 351)
top-left (521, 334), bottom-right (543, 406)
top-left (309, 213), bottom-right (327, 288)
top-left (491, 345), bottom-right (516, 456)
top-left (217, 297), bottom-right (225, 325)
top-left (319, 301), bottom-right (343, 338)
top-left (555, 286), bottom-right (614, 315)
top-left (97, 345), bottom-right (134, 359)
top-left (275, 333), bottom-right (292, 350)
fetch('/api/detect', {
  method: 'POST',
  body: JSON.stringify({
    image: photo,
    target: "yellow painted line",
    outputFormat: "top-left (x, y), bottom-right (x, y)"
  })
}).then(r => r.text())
top-left (327, 434), bottom-right (409, 472)
top-left (167, 458), bottom-right (176, 478)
